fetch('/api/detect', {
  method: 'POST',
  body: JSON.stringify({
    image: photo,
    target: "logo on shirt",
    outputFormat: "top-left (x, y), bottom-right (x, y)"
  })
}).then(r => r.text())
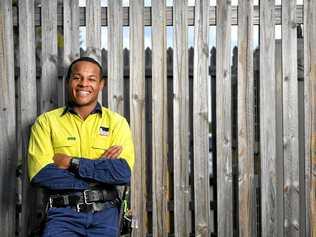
top-left (99, 126), bottom-right (109, 136)
top-left (67, 136), bottom-right (76, 141)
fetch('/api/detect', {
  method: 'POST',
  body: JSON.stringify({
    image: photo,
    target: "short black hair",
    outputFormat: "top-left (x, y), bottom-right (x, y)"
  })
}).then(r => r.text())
top-left (66, 56), bottom-right (103, 80)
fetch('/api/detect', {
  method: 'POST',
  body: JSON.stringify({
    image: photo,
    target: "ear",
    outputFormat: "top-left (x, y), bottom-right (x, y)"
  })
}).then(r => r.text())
top-left (99, 79), bottom-right (105, 92)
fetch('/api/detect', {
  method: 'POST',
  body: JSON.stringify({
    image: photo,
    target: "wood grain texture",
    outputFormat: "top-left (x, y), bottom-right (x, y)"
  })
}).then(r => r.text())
top-left (63, 0), bottom-right (80, 64)
top-left (194, 0), bottom-right (210, 236)
top-left (41, 0), bottom-right (58, 112)
top-left (173, 0), bottom-right (190, 236)
top-left (86, 0), bottom-right (102, 103)
top-left (260, 1), bottom-right (278, 236)
top-left (108, 0), bottom-right (124, 114)
top-left (86, 0), bottom-right (101, 55)
top-left (12, 5), bottom-right (305, 27)
top-left (282, 1), bottom-right (300, 236)
top-left (18, 0), bottom-right (37, 236)
top-left (0, 0), bottom-right (16, 236)
top-left (62, 0), bottom-right (80, 106)
top-left (63, 0), bottom-right (80, 105)
top-left (304, 0), bottom-right (316, 236)
top-left (275, 40), bottom-right (284, 237)
top-left (151, 0), bottom-right (169, 235)
top-left (237, 1), bottom-right (256, 237)
top-left (129, 0), bottom-right (147, 236)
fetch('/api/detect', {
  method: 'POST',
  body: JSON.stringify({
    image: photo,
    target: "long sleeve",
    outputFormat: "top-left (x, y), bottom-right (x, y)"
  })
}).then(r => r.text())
top-left (77, 158), bottom-right (131, 185)
top-left (32, 164), bottom-right (90, 190)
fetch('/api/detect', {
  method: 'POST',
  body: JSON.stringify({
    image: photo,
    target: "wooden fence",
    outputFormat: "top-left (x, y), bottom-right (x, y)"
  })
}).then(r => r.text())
top-left (0, 0), bottom-right (315, 237)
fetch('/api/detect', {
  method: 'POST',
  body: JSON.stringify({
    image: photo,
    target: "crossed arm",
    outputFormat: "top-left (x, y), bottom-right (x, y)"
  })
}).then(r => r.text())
top-left (32, 145), bottom-right (131, 190)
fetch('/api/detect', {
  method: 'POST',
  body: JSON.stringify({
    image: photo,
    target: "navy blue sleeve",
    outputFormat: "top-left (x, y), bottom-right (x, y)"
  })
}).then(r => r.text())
top-left (31, 164), bottom-right (90, 190)
top-left (77, 158), bottom-right (131, 185)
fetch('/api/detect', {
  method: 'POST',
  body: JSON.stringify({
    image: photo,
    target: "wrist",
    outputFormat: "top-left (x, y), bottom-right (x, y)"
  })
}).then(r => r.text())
top-left (68, 157), bottom-right (80, 174)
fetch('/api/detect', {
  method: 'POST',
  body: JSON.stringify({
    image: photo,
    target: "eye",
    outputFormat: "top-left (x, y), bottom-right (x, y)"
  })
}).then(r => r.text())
top-left (71, 75), bottom-right (80, 80)
top-left (88, 77), bottom-right (97, 82)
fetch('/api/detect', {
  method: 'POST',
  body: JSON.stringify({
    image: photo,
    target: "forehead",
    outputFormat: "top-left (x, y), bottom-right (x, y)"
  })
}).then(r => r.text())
top-left (71, 61), bottom-right (101, 75)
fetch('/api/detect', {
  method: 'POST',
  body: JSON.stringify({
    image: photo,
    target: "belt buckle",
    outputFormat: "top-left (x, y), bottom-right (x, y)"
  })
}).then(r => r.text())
top-left (83, 189), bottom-right (93, 204)
top-left (76, 202), bottom-right (95, 212)
top-left (77, 190), bottom-right (95, 212)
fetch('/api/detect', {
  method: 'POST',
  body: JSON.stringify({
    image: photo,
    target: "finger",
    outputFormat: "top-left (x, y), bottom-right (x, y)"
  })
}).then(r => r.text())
top-left (106, 147), bottom-right (121, 158)
top-left (104, 146), bottom-right (122, 157)
top-left (106, 147), bottom-right (123, 159)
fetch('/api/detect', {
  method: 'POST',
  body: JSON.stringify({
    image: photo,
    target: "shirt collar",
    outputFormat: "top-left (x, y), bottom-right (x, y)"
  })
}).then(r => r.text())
top-left (61, 102), bottom-right (102, 116)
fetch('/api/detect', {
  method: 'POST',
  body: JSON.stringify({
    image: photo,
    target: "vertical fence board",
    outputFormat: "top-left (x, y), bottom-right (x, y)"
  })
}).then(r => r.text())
top-left (41, 0), bottom-right (58, 112)
top-left (151, 0), bottom-right (169, 235)
top-left (86, 0), bottom-right (101, 55)
top-left (0, 0), bottom-right (16, 236)
top-left (237, 1), bottom-right (255, 237)
top-left (216, 0), bottom-right (232, 236)
top-left (86, 0), bottom-right (102, 102)
top-left (18, 0), bottom-right (37, 236)
top-left (108, 0), bottom-right (124, 114)
top-left (275, 40), bottom-right (284, 237)
top-left (173, 0), bottom-right (190, 236)
top-left (304, 0), bottom-right (316, 236)
top-left (194, 0), bottom-right (209, 236)
top-left (63, 0), bottom-right (80, 82)
top-left (130, 0), bottom-right (147, 236)
top-left (282, 1), bottom-right (300, 236)
top-left (260, 1), bottom-right (278, 236)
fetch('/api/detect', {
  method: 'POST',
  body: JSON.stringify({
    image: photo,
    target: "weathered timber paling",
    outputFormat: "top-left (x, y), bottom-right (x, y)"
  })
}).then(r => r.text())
top-left (282, 1), bottom-right (300, 236)
top-left (151, 0), bottom-right (169, 236)
top-left (173, 0), bottom-right (190, 236)
top-left (260, 1), bottom-right (278, 236)
top-left (216, 1), bottom-right (232, 236)
top-left (86, 0), bottom-right (102, 103)
top-left (41, 0), bottom-right (58, 112)
top-left (108, 0), bottom-right (124, 114)
top-left (130, 0), bottom-right (147, 236)
top-left (237, 1), bottom-right (256, 237)
top-left (18, 0), bottom-right (37, 236)
top-left (304, 0), bottom-right (316, 236)
top-left (0, 0), bottom-right (16, 236)
top-left (194, 1), bottom-right (210, 237)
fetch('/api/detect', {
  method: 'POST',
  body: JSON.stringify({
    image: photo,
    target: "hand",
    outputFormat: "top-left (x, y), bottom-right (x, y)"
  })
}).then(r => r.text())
top-left (101, 145), bottom-right (123, 159)
top-left (53, 153), bottom-right (72, 169)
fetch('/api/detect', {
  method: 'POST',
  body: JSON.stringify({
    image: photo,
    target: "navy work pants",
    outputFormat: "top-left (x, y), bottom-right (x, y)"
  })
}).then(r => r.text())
top-left (42, 206), bottom-right (119, 237)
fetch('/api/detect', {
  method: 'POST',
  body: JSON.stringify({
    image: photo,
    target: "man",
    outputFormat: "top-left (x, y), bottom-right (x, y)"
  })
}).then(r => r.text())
top-left (28, 56), bottom-right (134, 237)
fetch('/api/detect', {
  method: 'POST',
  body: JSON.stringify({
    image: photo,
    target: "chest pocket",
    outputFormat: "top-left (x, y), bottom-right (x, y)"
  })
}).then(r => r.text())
top-left (52, 138), bottom-right (77, 156)
top-left (91, 135), bottom-right (111, 158)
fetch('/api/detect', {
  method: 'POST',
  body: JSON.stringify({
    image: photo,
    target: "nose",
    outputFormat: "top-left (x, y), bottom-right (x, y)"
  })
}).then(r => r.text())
top-left (78, 78), bottom-right (89, 87)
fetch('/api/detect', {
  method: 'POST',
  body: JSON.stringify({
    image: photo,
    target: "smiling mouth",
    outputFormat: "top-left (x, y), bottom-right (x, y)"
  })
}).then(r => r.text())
top-left (76, 90), bottom-right (91, 96)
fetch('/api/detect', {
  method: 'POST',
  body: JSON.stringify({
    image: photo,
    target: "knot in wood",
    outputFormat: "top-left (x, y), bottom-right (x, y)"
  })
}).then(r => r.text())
top-left (292, 220), bottom-right (299, 230)
top-left (293, 181), bottom-right (299, 192)
top-left (202, 43), bottom-right (209, 57)
top-left (49, 54), bottom-right (58, 64)
top-left (198, 111), bottom-right (208, 121)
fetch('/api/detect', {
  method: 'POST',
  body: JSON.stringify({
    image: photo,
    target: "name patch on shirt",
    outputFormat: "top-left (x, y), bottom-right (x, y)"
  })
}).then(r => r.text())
top-left (99, 126), bottom-right (109, 136)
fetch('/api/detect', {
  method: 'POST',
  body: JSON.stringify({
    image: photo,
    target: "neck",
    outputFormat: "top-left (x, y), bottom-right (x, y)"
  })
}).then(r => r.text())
top-left (73, 102), bottom-right (97, 120)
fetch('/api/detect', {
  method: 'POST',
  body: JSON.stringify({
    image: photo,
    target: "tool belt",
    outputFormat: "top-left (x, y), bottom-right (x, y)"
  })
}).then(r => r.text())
top-left (48, 189), bottom-right (120, 213)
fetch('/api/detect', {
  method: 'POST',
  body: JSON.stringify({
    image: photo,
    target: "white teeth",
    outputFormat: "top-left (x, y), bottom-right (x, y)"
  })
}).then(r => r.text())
top-left (77, 91), bottom-right (90, 96)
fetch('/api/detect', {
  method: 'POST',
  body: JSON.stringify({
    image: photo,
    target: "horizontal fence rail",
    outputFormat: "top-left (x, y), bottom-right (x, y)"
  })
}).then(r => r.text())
top-left (0, 1), bottom-right (314, 237)
top-left (11, 5), bottom-right (304, 26)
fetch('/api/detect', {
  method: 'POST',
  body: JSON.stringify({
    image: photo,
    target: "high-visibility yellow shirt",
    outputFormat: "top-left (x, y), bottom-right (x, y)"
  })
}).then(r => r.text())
top-left (28, 106), bottom-right (135, 181)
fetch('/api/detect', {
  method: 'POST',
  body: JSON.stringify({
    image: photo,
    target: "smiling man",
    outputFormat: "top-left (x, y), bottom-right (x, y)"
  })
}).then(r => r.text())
top-left (28, 57), bottom-right (134, 237)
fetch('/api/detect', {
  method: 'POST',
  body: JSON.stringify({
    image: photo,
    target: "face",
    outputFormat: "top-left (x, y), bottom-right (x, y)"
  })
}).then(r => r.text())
top-left (68, 61), bottom-right (104, 107)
